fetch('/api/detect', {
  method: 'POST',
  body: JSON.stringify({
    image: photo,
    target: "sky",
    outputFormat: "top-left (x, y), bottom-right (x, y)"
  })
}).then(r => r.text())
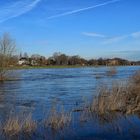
top-left (0, 0), bottom-right (140, 60)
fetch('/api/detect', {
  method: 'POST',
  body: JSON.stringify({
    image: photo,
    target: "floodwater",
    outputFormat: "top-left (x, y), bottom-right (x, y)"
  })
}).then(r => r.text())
top-left (0, 66), bottom-right (140, 140)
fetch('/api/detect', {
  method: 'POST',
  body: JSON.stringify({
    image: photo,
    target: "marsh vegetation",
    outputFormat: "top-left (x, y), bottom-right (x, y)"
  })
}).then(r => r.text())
top-left (91, 70), bottom-right (140, 115)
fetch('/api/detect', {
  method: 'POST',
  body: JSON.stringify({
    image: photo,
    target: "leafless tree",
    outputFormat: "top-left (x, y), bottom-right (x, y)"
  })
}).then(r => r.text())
top-left (0, 33), bottom-right (16, 81)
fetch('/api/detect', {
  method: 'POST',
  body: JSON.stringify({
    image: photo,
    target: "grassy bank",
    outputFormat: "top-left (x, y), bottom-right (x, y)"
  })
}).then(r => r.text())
top-left (10, 65), bottom-right (86, 70)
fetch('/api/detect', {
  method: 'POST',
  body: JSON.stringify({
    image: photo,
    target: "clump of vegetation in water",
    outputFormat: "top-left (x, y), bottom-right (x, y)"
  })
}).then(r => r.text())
top-left (91, 70), bottom-right (140, 115)
top-left (3, 116), bottom-right (21, 136)
top-left (0, 106), bottom-right (72, 139)
top-left (44, 106), bottom-right (72, 131)
top-left (2, 113), bottom-right (36, 137)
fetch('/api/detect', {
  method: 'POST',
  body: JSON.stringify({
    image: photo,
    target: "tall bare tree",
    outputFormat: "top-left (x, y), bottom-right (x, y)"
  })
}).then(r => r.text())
top-left (0, 33), bottom-right (16, 81)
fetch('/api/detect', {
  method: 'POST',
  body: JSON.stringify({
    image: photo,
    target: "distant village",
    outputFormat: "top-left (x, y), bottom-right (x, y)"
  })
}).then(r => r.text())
top-left (0, 34), bottom-right (139, 69)
top-left (16, 52), bottom-right (140, 67)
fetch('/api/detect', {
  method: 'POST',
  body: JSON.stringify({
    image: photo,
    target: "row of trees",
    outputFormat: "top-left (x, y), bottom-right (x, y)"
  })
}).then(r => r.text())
top-left (47, 52), bottom-right (87, 65)
top-left (18, 52), bottom-right (87, 66)
top-left (19, 52), bottom-right (138, 66)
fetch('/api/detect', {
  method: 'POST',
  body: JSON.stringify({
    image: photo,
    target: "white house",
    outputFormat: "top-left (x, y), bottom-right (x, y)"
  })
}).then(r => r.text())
top-left (18, 58), bottom-right (29, 65)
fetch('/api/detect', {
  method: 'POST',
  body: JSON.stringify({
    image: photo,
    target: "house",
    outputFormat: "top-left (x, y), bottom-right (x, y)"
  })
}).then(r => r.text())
top-left (18, 57), bottom-right (29, 65)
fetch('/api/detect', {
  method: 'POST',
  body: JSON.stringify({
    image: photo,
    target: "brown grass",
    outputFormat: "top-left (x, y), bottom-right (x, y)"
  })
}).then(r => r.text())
top-left (22, 114), bottom-right (37, 134)
top-left (2, 106), bottom-right (72, 138)
top-left (91, 70), bottom-right (140, 115)
top-left (91, 83), bottom-right (127, 114)
top-left (45, 106), bottom-right (71, 130)
top-left (3, 116), bottom-right (21, 136)
top-left (3, 113), bottom-right (37, 136)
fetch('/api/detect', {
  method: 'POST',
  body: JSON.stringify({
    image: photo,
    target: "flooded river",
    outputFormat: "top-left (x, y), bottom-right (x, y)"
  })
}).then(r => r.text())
top-left (0, 66), bottom-right (140, 140)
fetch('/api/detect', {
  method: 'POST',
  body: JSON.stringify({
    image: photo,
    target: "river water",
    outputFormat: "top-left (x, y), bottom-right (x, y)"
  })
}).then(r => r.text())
top-left (0, 66), bottom-right (140, 139)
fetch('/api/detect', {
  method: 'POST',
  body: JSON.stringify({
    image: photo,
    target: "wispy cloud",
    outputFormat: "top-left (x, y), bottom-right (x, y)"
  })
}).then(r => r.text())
top-left (47, 0), bottom-right (121, 19)
top-left (0, 0), bottom-right (41, 23)
top-left (82, 31), bottom-right (140, 44)
top-left (104, 31), bottom-right (140, 44)
top-left (131, 31), bottom-right (140, 38)
top-left (103, 35), bottom-right (128, 44)
top-left (82, 32), bottom-right (106, 38)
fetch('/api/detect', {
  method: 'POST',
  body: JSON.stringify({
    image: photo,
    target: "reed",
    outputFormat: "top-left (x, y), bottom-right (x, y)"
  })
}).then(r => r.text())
top-left (3, 116), bottom-right (21, 136)
top-left (45, 106), bottom-right (71, 130)
top-left (91, 70), bottom-right (140, 115)
top-left (22, 114), bottom-right (37, 134)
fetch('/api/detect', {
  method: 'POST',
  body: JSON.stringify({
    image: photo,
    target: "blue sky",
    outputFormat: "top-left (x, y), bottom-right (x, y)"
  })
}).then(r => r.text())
top-left (0, 0), bottom-right (140, 60)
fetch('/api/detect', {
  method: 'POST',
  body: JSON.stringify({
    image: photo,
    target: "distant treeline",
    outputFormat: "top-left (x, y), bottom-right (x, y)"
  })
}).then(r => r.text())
top-left (17, 52), bottom-right (140, 66)
top-left (0, 33), bottom-right (140, 70)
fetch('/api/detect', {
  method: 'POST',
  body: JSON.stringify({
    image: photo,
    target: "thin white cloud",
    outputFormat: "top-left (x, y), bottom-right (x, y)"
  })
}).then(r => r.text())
top-left (82, 31), bottom-right (140, 44)
top-left (131, 31), bottom-right (140, 38)
top-left (103, 35), bottom-right (128, 44)
top-left (0, 0), bottom-right (41, 23)
top-left (103, 31), bottom-right (140, 44)
top-left (47, 0), bottom-right (121, 19)
top-left (82, 32), bottom-right (106, 38)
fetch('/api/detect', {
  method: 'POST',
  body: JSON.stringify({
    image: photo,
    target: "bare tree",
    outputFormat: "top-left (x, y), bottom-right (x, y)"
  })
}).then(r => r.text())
top-left (0, 33), bottom-right (16, 81)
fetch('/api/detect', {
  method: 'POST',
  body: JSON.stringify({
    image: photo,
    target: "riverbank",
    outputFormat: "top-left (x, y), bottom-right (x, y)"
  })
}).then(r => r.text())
top-left (9, 65), bottom-right (140, 70)
top-left (10, 65), bottom-right (86, 70)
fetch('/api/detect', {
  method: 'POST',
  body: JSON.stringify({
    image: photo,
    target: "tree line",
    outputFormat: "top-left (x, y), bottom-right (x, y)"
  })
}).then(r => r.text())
top-left (19, 52), bottom-right (140, 66)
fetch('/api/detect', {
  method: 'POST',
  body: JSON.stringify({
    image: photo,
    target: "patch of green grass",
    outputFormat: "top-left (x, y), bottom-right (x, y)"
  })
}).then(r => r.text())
top-left (10, 65), bottom-right (86, 70)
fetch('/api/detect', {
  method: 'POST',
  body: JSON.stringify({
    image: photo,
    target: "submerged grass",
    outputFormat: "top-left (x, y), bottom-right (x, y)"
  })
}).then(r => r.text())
top-left (91, 70), bottom-right (140, 115)
top-left (3, 116), bottom-right (21, 136)
top-left (2, 113), bottom-right (37, 137)
top-left (1, 106), bottom-right (72, 138)
top-left (22, 114), bottom-right (37, 134)
top-left (44, 106), bottom-right (72, 131)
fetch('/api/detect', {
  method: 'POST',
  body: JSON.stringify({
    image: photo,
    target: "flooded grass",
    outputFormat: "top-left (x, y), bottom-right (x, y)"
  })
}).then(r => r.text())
top-left (91, 83), bottom-right (127, 114)
top-left (2, 113), bottom-right (37, 137)
top-left (44, 106), bottom-right (72, 131)
top-left (0, 106), bottom-right (72, 139)
top-left (0, 100), bottom-right (140, 139)
top-left (3, 116), bottom-right (21, 136)
top-left (22, 114), bottom-right (37, 134)
top-left (91, 70), bottom-right (140, 115)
